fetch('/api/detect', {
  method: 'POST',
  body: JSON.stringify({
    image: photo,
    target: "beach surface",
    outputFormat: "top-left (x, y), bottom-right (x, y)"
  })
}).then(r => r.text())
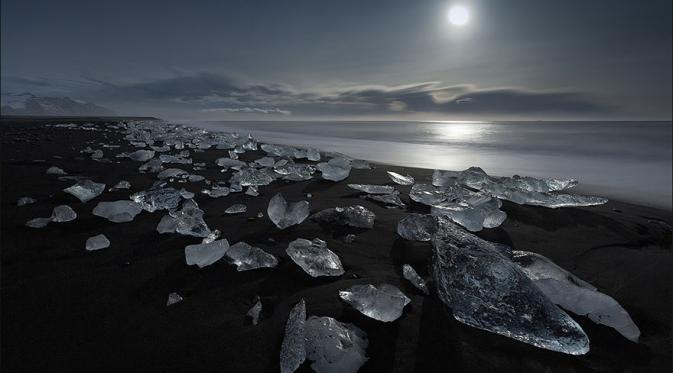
top-left (1, 118), bottom-right (671, 372)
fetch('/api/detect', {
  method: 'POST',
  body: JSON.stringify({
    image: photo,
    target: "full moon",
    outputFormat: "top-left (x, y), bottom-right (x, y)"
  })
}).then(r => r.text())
top-left (448, 5), bottom-right (469, 26)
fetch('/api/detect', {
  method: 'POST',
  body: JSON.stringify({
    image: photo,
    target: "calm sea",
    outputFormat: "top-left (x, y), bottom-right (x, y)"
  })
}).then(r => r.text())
top-left (185, 120), bottom-right (672, 210)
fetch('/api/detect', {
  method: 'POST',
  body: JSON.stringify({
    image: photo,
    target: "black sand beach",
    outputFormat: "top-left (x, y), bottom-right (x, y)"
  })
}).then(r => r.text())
top-left (1, 118), bottom-right (671, 372)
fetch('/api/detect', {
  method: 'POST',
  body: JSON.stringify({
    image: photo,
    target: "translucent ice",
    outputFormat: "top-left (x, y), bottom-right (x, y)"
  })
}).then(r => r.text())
top-left (245, 186), bottom-right (259, 196)
top-left (215, 157), bottom-right (246, 169)
top-left (224, 203), bottom-right (247, 214)
top-left (130, 184), bottom-right (183, 212)
top-left (26, 217), bottom-right (52, 228)
top-left (110, 180), bottom-right (131, 191)
top-left (286, 238), bottom-right (345, 277)
top-left (304, 316), bottom-right (369, 373)
top-left (170, 199), bottom-right (212, 238)
top-left (202, 185), bottom-right (230, 198)
top-left (46, 166), bottom-right (67, 175)
top-left (184, 239), bottom-right (229, 268)
top-left (350, 159), bottom-right (371, 169)
top-left (311, 205), bottom-right (375, 229)
top-left (402, 264), bottom-right (429, 295)
top-left (267, 193), bottom-right (310, 229)
top-left (247, 296), bottom-right (263, 325)
top-left (85, 234), bottom-right (110, 251)
top-left (64, 180), bottom-right (106, 203)
top-left (274, 163), bottom-right (316, 181)
top-left (387, 171), bottom-right (414, 185)
top-left (51, 205), bottom-right (77, 222)
top-left (280, 299), bottom-right (306, 373)
top-left (366, 193), bottom-right (406, 208)
top-left (408, 184), bottom-right (449, 206)
top-left (225, 242), bottom-right (278, 271)
top-left (513, 250), bottom-right (640, 342)
top-left (316, 157), bottom-right (351, 182)
top-left (166, 292), bottom-right (183, 306)
top-left (17, 197), bottom-right (36, 206)
top-left (397, 214), bottom-right (438, 242)
top-left (92, 200), bottom-right (143, 223)
top-left (430, 195), bottom-right (507, 232)
top-left (127, 149), bottom-right (155, 162)
top-left (157, 168), bottom-right (189, 180)
top-left (431, 218), bottom-right (590, 355)
top-left (347, 184), bottom-right (396, 194)
top-left (339, 284), bottom-right (410, 322)
top-left (254, 156), bottom-right (276, 167)
top-left (230, 167), bottom-right (276, 186)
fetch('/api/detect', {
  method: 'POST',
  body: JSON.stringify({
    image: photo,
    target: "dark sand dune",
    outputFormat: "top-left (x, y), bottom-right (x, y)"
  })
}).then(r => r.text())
top-left (1, 119), bottom-right (671, 372)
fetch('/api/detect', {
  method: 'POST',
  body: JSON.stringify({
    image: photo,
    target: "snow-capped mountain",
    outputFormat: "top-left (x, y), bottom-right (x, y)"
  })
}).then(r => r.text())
top-left (1, 93), bottom-right (115, 116)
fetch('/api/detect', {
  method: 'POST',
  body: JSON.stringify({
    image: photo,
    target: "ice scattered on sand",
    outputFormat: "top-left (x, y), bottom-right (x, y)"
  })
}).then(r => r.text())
top-left (339, 283), bottom-right (411, 322)
top-left (304, 316), bottom-right (369, 373)
top-left (311, 205), bottom-right (375, 229)
top-left (316, 157), bottom-right (351, 181)
top-left (93, 200), bottom-right (143, 222)
top-left (185, 239), bottom-right (229, 268)
top-left (267, 193), bottom-right (310, 229)
top-left (225, 203), bottom-right (247, 214)
top-left (85, 234), bottom-right (110, 251)
top-left (280, 299), bottom-right (307, 373)
top-left (286, 238), bottom-right (344, 277)
top-left (431, 217), bottom-right (590, 355)
top-left (513, 250), bottom-right (640, 342)
top-left (247, 296), bottom-right (263, 325)
top-left (46, 166), bottom-right (67, 175)
top-left (166, 292), bottom-right (184, 306)
top-left (402, 264), bottom-right (429, 295)
top-left (387, 171), bottom-right (414, 185)
top-left (17, 197), bottom-right (37, 206)
top-left (225, 242), bottom-right (278, 271)
top-left (64, 180), bottom-right (106, 203)
top-left (347, 184), bottom-right (396, 195)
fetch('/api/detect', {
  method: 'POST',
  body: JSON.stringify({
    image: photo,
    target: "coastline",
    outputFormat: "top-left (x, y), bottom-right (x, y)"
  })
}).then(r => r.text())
top-left (1, 118), bottom-right (671, 372)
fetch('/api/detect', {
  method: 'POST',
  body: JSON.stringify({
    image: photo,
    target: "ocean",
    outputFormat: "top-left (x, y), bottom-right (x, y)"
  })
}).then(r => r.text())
top-left (185, 120), bottom-right (672, 210)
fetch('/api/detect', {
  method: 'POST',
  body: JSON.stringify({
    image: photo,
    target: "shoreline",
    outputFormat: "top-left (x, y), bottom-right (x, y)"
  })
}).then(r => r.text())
top-left (1, 118), bottom-right (671, 372)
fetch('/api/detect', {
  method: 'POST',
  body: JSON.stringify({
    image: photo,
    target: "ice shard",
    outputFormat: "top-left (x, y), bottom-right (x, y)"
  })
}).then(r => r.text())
top-left (64, 180), bottom-right (106, 203)
top-left (366, 193), bottom-right (406, 208)
top-left (225, 242), bottom-right (278, 271)
top-left (17, 197), bottom-right (37, 206)
top-left (387, 171), bottom-right (414, 185)
top-left (274, 163), bottom-right (315, 181)
top-left (224, 203), bottom-right (247, 214)
top-left (280, 299), bottom-right (306, 373)
top-left (51, 205), bottom-right (77, 222)
top-left (339, 284), bottom-right (410, 322)
top-left (170, 199), bottom-right (212, 238)
top-left (430, 194), bottom-right (507, 232)
top-left (230, 167), bottom-right (276, 186)
top-left (431, 217), bottom-right (590, 355)
top-left (347, 184), bottom-right (396, 195)
top-left (92, 200), bottom-right (143, 222)
top-left (316, 157), bottom-right (351, 181)
top-left (311, 205), bottom-right (375, 229)
top-left (286, 238), bottom-right (345, 277)
top-left (513, 250), bottom-right (640, 342)
top-left (130, 184), bottom-right (183, 212)
top-left (402, 264), bottom-right (429, 295)
top-left (267, 193), bottom-right (310, 229)
top-left (157, 168), bottom-right (189, 180)
top-left (85, 234), bottom-right (110, 251)
top-left (304, 316), bottom-right (369, 373)
top-left (247, 296), bottom-right (263, 325)
top-left (184, 239), bottom-right (229, 268)
top-left (397, 214), bottom-right (438, 242)
top-left (166, 292), bottom-right (183, 306)
top-left (408, 184), bottom-right (449, 206)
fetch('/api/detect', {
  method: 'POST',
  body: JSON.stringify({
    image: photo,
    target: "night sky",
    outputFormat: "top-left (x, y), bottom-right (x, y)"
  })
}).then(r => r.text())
top-left (1, 0), bottom-right (671, 120)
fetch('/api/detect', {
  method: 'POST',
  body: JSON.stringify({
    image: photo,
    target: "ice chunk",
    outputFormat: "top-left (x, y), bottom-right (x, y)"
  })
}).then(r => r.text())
top-left (274, 163), bottom-right (316, 181)
top-left (51, 205), bottom-right (77, 222)
top-left (366, 193), bottom-right (406, 208)
top-left (254, 156), bottom-right (276, 167)
top-left (225, 242), bottom-right (278, 271)
top-left (157, 168), bottom-right (189, 180)
top-left (188, 174), bottom-right (205, 182)
top-left (17, 197), bottom-right (36, 206)
top-left (397, 214), bottom-right (438, 242)
top-left (430, 195), bottom-right (507, 232)
top-left (247, 296), bottom-right (263, 325)
top-left (280, 299), bottom-right (306, 373)
top-left (201, 185), bottom-right (230, 198)
top-left (156, 214), bottom-right (179, 234)
top-left (46, 166), bottom-right (67, 175)
top-left (170, 199), bottom-right (212, 238)
top-left (184, 239), bottom-right (229, 268)
top-left (127, 149), bottom-right (155, 162)
top-left (316, 157), bottom-right (351, 181)
top-left (245, 186), bottom-right (259, 196)
top-left (304, 316), bottom-right (369, 373)
top-left (110, 180), bottom-right (131, 191)
top-left (26, 217), bottom-right (52, 228)
top-left (230, 168), bottom-right (276, 186)
top-left (64, 180), bottom-right (106, 203)
top-left (139, 158), bottom-right (163, 173)
top-left (350, 159), bottom-right (371, 169)
top-left (339, 284), bottom-right (410, 322)
top-left (166, 292), bottom-right (183, 306)
top-left (306, 148), bottom-right (321, 161)
top-left (90, 149), bottom-right (103, 159)
top-left (261, 143), bottom-right (297, 158)
top-left (215, 157), bottom-right (246, 169)
top-left (286, 238), bottom-right (345, 277)
top-left (92, 200), bottom-right (143, 222)
top-left (85, 234), bottom-right (110, 251)
top-left (130, 185), bottom-right (183, 212)
top-left (267, 193), bottom-right (310, 229)
top-left (431, 217), bottom-right (590, 355)
top-left (311, 205), bottom-right (375, 229)
top-left (347, 184), bottom-right (396, 194)
top-left (513, 250), bottom-right (640, 342)
top-left (387, 171), bottom-right (414, 185)
top-left (224, 203), bottom-right (247, 214)
top-left (409, 184), bottom-right (448, 206)
top-left (344, 234), bottom-right (356, 243)
top-left (402, 264), bottom-right (429, 295)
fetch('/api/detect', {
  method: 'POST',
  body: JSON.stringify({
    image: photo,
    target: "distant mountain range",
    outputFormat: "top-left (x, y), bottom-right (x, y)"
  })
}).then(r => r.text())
top-left (1, 93), bottom-right (115, 116)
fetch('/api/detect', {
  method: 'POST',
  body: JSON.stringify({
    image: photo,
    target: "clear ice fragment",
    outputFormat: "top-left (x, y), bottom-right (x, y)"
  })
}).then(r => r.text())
top-left (387, 171), bottom-right (414, 185)
top-left (286, 238), bottom-right (344, 277)
top-left (92, 200), bottom-right (143, 222)
top-left (311, 205), bottom-right (375, 229)
top-left (304, 316), bottom-right (369, 373)
top-left (397, 214), bottom-right (438, 242)
top-left (64, 180), bottom-right (106, 203)
top-left (184, 239), bottom-right (229, 268)
top-left (85, 234), bottom-right (110, 251)
top-left (225, 242), bottom-right (278, 271)
top-left (347, 184), bottom-right (396, 194)
top-left (402, 264), bottom-right (429, 295)
top-left (166, 292), bottom-right (183, 306)
top-left (247, 296), bottom-right (263, 325)
top-left (280, 299), bottom-right (306, 373)
top-left (339, 284), bottom-right (410, 322)
top-left (267, 193), bottom-right (310, 229)
top-left (225, 203), bottom-right (247, 214)
top-left (17, 197), bottom-right (36, 206)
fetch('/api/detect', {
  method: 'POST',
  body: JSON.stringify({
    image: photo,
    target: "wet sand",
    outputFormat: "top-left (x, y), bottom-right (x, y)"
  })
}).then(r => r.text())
top-left (1, 118), bottom-right (671, 372)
